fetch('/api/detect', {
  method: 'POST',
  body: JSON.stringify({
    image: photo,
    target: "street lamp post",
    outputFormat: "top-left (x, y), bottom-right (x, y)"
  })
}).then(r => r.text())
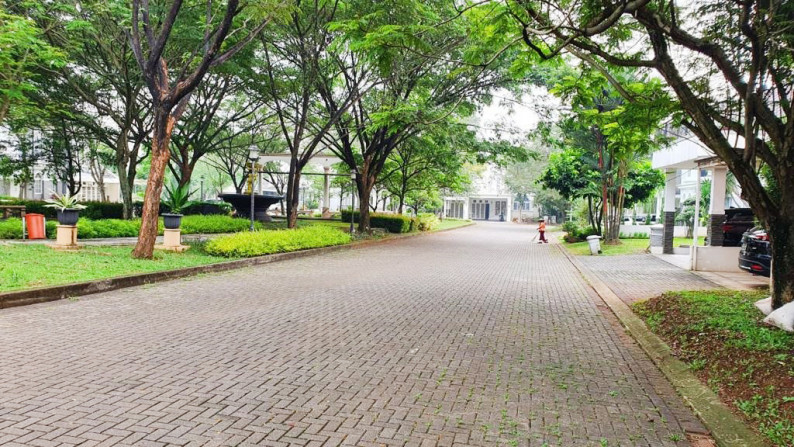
top-left (349, 169), bottom-right (357, 234)
top-left (248, 146), bottom-right (259, 232)
top-left (200, 175), bottom-right (205, 201)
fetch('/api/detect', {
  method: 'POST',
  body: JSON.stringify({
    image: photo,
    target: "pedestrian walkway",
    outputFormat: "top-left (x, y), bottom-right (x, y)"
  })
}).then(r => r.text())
top-left (577, 254), bottom-right (720, 305)
top-left (0, 222), bottom-right (702, 446)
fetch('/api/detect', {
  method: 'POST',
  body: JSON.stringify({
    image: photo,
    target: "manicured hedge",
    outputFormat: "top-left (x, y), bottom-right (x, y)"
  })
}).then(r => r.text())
top-left (180, 215), bottom-right (261, 234)
top-left (340, 210), bottom-right (414, 233)
top-left (0, 199), bottom-right (125, 219)
top-left (205, 225), bottom-right (351, 258)
top-left (0, 215), bottom-right (260, 239)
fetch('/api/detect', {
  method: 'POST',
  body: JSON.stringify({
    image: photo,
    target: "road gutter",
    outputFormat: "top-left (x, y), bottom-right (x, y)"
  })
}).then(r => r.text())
top-left (557, 245), bottom-right (767, 447)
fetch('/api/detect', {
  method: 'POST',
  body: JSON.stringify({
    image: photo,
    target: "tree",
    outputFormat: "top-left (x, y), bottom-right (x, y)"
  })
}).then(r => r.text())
top-left (255, 0), bottom-right (377, 229)
top-left (505, 0), bottom-right (794, 306)
top-left (380, 129), bottom-right (471, 214)
top-left (321, 0), bottom-right (523, 231)
top-left (128, 0), bottom-right (278, 259)
top-left (169, 72), bottom-right (270, 188)
top-left (0, 129), bottom-right (42, 199)
top-left (0, 3), bottom-right (64, 125)
top-left (45, 116), bottom-right (85, 196)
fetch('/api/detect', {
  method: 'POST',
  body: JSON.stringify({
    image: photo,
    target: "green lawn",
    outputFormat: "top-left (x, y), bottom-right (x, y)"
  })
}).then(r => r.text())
top-left (435, 218), bottom-right (473, 231)
top-left (563, 236), bottom-right (708, 256)
top-left (0, 243), bottom-right (230, 292)
top-left (563, 238), bottom-right (650, 256)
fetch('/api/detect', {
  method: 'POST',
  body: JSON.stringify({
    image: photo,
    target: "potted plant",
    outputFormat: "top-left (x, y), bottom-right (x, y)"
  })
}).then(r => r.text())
top-left (161, 182), bottom-right (193, 229)
top-left (45, 193), bottom-right (86, 225)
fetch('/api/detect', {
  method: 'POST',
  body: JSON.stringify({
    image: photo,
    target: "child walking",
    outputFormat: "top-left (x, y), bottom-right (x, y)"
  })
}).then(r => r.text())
top-left (537, 219), bottom-right (548, 243)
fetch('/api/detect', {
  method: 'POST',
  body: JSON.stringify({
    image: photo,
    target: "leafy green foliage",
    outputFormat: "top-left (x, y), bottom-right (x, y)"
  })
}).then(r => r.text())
top-left (44, 193), bottom-right (86, 211)
top-left (341, 210), bottom-right (414, 233)
top-left (205, 225), bottom-right (351, 258)
top-left (414, 213), bottom-right (439, 231)
top-left (162, 182), bottom-right (194, 214)
top-left (0, 4), bottom-right (65, 124)
top-left (0, 215), bottom-right (264, 239)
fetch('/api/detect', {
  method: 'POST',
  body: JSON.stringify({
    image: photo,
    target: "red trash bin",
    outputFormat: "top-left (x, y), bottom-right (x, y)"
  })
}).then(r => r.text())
top-left (24, 213), bottom-right (46, 239)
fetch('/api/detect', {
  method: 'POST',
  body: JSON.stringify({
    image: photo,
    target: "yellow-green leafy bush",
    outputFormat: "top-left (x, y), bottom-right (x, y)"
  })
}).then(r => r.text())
top-left (205, 225), bottom-right (351, 257)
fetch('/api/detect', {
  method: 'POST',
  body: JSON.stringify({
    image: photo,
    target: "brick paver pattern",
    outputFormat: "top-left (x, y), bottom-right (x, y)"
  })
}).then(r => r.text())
top-left (1, 223), bottom-right (700, 446)
top-left (578, 254), bottom-right (720, 304)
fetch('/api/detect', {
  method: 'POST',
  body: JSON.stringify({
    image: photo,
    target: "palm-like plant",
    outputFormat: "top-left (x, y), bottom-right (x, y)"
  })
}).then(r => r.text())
top-left (44, 192), bottom-right (86, 211)
top-left (162, 182), bottom-right (194, 214)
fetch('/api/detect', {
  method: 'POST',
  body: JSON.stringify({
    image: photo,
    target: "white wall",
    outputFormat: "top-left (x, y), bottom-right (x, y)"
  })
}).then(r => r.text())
top-left (620, 224), bottom-right (708, 237)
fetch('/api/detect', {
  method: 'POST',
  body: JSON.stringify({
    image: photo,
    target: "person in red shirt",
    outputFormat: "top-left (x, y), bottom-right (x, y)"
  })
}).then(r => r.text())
top-left (538, 219), bottom-right (548, 243)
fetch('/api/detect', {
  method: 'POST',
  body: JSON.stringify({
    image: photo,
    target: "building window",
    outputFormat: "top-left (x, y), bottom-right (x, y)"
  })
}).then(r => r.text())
top-left (34, 174), bottom-right (43, 196)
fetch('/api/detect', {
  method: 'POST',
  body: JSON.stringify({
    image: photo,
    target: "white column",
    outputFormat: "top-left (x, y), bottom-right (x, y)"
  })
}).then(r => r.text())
top-left (709, 167), bottom-right (727, 215)
top-left (462, 199), bottom-right (470, 220)
top-left (664, 170), bottom-right (677, 212)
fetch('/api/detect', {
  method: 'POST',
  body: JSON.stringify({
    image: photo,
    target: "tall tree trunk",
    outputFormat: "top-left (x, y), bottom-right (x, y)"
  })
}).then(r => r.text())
top-left (115, 134), bottom-right (136, 219)
top-left (287, 170), bottom-right (301, 228)
top-left (285, 157), bottom-right (299, 228)
top-left (358, 173), bottom-right (375, 232)
top-left (770, 216), bottom-right (794, 309)
top-left (132, 112), bottom-right (175, 259)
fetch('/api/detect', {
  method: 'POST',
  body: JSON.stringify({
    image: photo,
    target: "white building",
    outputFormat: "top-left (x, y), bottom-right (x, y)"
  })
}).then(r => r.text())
top-left (443, 165), bottom-right (515, 221)
top-left (0, 162), bottom-right (124, 202)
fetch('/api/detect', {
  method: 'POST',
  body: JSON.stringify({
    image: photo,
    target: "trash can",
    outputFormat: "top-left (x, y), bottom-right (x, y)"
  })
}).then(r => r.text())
top-left (586, 235), bottom-right (602, 255)
top-left (25, 213), bottom-right (46, 239)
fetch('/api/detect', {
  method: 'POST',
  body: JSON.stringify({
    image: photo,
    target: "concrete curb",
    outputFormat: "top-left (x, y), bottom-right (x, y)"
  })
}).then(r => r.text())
top-left (0, 222), bottom-right (474, 310)
top-left (557, 245), bottom-right (767, 447)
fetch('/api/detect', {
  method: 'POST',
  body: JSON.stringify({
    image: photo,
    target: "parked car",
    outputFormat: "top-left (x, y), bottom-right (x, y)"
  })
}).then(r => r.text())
top-left (722, 208), bottom-right (755, 246)
top-left (738, 227), bottom-right (771, 277)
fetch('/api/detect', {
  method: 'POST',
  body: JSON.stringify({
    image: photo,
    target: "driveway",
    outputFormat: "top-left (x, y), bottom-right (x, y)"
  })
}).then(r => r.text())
top-left (0, 223), bottom-right (701, 446)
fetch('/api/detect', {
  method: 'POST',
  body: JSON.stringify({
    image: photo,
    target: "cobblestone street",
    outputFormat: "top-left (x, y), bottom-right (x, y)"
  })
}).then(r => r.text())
top-left (1, 223), bottom-right (703, 446)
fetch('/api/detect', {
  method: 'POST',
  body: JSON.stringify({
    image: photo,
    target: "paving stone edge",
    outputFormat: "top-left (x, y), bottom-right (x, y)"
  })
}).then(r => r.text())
top-left (557, 245), bottom-right (768, 447)
top-left (0, 222), bottom-right (474, 310)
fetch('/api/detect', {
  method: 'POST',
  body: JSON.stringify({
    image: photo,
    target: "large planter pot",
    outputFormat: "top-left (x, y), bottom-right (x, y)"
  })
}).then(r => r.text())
top-left (162, 213), bottom-right (183, 230)
top-left (56, 209), bottom-right (80, 226)
top-left (219, 193), bottom-right (283, 223)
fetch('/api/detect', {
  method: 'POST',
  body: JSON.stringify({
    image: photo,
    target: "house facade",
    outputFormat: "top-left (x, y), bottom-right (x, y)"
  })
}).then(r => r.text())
top-left (442, 165), bottom-right (518, 222)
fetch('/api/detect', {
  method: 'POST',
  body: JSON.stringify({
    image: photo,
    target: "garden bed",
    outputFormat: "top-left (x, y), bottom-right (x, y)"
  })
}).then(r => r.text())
top-left (634, 290), bottom-right (794, 446)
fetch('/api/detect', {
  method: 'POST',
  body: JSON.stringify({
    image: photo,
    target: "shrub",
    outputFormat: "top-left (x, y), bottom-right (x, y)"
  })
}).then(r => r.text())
top-left (180, 215), bottom-right (260, 234)
top-left (575, 226), bottom-right (599, 240)
top-left (414, 213), bottom-right (439, 231)
top-left (561, 221), bottom-right (600, 243)
top-left (205, 225), bottom-right (351, 257)
top-left (0, 199), bottom-right (125, 219)
top-left (181, 201), bottom-right (232, 216)
top-left (77, 219), bottom-right (141, 239)
top-left (619, 232), bottom-right (650, 239)
top-left (340, 210), bottom-right (413, 233)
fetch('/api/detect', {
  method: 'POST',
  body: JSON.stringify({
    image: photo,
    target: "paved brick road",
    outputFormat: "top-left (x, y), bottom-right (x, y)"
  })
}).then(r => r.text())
top-left (577, 255), bottom-right (719, 305)
top-left (1, 223), bottom-right (702, 446)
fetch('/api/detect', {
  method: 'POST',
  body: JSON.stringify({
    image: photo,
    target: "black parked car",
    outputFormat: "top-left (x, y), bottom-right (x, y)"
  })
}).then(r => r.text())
top-left (738, 227), bottom-right (771, 277)
top-left (722, 208), bottom-right (755, 246)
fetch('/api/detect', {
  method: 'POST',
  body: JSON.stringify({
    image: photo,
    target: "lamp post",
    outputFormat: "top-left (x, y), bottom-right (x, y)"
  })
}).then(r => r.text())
top-left (248, 146), bottom-right (259, 232)
top-left (349, 169), bottom-right (357, 234)
top-left (200, 175), bottom-right (205, 201)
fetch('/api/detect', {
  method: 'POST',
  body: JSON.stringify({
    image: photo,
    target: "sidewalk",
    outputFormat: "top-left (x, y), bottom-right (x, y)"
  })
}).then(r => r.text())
top-left (577, 254), bottom-right (720, 305)
top-left (577, 252), bottom-right (769, 305)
